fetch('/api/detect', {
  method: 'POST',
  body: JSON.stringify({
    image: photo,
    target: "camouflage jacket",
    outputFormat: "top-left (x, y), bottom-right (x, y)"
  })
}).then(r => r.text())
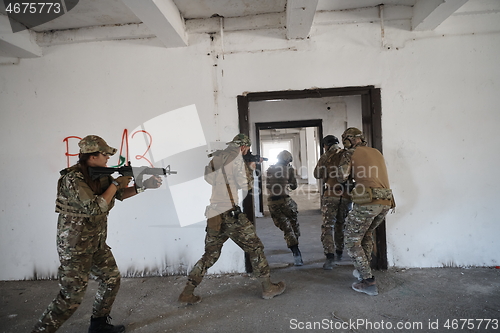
top-left (314, 145), bottom-right (350, 198)
top-left (55, 164), bottom-right (124, 218)
top-left (266, 162), bottom-right (297, 197)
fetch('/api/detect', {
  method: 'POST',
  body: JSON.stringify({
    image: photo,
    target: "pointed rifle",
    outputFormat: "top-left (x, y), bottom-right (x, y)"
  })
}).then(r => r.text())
top-left (88, 162), bottom-right (177, 188)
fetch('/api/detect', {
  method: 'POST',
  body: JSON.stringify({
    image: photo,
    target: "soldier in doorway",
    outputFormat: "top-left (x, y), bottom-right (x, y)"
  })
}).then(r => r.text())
top-left (178, 134), bottom-right (285, 304)
top-left (314, 135), bottom-right (353, 270)
top-left (336, 128), bottom-right (395, 296)
top-left (266, 150), bottom-right (302, 266)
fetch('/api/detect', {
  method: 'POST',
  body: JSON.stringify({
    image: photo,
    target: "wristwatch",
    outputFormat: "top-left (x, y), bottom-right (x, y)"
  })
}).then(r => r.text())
top-left (135, 185), bottom-right (145, 193)
top-left (112, 180), bottom-right (120, 188)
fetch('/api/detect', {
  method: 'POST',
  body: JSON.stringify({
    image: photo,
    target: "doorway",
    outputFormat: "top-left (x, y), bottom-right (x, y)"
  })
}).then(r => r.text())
top-left (237, 86), bottom-right (386, 270)
top-left (254, 119), bottom-right (323, 217)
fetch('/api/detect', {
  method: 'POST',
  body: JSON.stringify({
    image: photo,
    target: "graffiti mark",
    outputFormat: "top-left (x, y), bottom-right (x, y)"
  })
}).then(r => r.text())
top-left (63, 136), bottom-right (82, 167)
top-left (63, 129), bottom-right (154, 168)
top-left (131, 130), bottom-right (154, 167)
top-left (112, 129), bottom-right (130, 168)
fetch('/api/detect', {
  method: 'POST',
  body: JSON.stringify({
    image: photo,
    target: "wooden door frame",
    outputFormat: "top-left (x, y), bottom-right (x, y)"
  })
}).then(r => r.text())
top-left (237, 86), bottom-right (387, 270)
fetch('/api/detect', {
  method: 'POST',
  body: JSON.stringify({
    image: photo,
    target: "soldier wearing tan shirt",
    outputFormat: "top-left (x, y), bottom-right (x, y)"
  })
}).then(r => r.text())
top-left (178, 134), bottom-right (285, 304)
top-left (336, 128), bottom-right (395, 296)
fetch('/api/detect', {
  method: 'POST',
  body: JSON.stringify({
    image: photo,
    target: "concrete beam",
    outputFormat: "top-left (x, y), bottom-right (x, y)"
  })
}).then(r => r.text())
top-left (36, 23), bottom-right (155, 47)
top-left (0, 15), bottom-right (42, 58)
top-left (286, 0), bottom-right (319, 39)
top-left (121, 0), bottom-right (188, 48)
top-left (412, 0), bottom-right (469, 31)
top-left (186, 13), bottom-right (285, 34)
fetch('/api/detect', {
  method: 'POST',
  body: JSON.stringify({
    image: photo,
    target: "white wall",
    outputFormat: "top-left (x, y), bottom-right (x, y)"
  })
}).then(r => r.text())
top-left (1, 10), bottom-right (500, 280)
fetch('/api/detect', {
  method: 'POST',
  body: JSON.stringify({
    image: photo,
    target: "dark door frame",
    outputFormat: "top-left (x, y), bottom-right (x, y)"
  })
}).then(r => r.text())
top-left (237, 85), bottom-right (387, 270)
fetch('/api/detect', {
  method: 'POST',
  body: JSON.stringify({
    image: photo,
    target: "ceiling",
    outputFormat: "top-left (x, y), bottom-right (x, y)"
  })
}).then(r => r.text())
top-left (1, 0), bottom-right (499, 58)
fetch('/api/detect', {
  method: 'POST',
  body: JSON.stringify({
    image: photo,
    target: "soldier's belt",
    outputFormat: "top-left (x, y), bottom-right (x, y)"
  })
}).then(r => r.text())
top-left (55, 203), bottom-right (107, 218)
top-left (268, 195), bottom-right (288, 201)
top-left (351, 187), bottom-right (392, 204)
top-left (372, 188), bottom-right (393, 200)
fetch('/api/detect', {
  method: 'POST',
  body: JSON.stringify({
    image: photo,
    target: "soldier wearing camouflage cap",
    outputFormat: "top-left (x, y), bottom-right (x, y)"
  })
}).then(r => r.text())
top-left (227, 133), bottom-right (252, 147)
top-left (178, 133), bottom-right (285, 304)
top-left (336, 128), bottom-right (395, 296)
top-left (78, 135), bottom-right (118, 155)
top-left (32, 135), bottom-right (161, 333)
top-left (266, 150), bottom-right (302, 266)
top-left (314, 135), bottom-right (353, 270)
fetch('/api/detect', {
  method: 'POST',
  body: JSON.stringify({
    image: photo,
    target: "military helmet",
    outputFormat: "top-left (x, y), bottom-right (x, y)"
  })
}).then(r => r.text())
top-left (78, 135), bottom-right (117, 155)
top-left (341, 127), bottom-right (366, 148)
top-left (277, 150), bottom-right (293, 163)
top-left (227, 133), bottom-right (251, 147)
top-left (322, 135), bottom-right (339, 147)
top-left (342, 127), bottom-right (364, 141)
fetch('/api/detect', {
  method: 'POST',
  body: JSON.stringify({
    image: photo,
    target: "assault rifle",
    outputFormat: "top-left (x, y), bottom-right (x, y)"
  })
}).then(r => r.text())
top-left (243, 152), bottom-right (268, 163)
top-left (89, 163), bottom-right (177, 187)
top-left (206, 151), bottom-right (268, 163)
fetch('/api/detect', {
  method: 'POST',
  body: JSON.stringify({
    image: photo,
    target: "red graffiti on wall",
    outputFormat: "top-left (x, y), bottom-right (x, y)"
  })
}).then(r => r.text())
top-left (63, 129), bottom-right (154, 168)
top-left (63, 136), bottom-right (82, 167)
top-left (131, 130), bottom-right (154, 167)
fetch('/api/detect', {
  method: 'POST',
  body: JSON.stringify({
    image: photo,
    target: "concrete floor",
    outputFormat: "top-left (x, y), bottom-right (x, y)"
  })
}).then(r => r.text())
top-left (2, 185), bottom-right (500, 332)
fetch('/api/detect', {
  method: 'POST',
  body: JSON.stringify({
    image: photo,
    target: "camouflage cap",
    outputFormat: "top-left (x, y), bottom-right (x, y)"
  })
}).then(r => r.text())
top-left (78, 135), bottom-right (117, 155)
top-left (226, 133), bottom-right (251, 147)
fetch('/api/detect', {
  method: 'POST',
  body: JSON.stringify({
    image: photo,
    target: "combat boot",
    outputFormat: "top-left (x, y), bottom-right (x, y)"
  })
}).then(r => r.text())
top-left (335, 250), bottom-right (343, 261)
top-left (352, 276), bottom-right (378, 296)
top-left (290, 245), bottom-right (303, 266)
top-left (88, 316), bottom-right (125, 333)
top-left (261, 277), bottom-right (286, 299)
top-left (178, 280), bottom-right (202, 304)
top-left (323, 253), bottom-right (336, 270)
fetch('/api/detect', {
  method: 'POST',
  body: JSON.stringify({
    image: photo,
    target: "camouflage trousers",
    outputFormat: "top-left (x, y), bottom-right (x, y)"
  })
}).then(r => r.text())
top-left (188, 212), bottom-right (270, 286)
top-left (268, 196), bottom-right (299, 248)
top-left (32, 215), bottom-right (121, 333)
top-left (344, 204), bottom-right (390, 280)
top-left (321, 196), bottom-right (352, 255)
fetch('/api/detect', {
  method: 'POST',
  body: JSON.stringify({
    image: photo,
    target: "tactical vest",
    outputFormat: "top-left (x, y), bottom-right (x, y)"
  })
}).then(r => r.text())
top-left (266, 164), bottom-right (293, 197)
top-left (55, 165), bottom-right (113, 218)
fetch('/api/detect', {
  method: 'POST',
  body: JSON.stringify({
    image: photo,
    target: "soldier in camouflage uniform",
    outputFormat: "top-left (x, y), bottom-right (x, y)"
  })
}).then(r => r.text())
top-left (314, 135), bottom-right (353, 270)
top-left (266, 150), bottom-right (302, 266)
top-left (178, 134), bottom-right (285, 304)
top-left (32, 135), bottom-right (161, 333)
top-left (336, 128), bottom-right (395, 296)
